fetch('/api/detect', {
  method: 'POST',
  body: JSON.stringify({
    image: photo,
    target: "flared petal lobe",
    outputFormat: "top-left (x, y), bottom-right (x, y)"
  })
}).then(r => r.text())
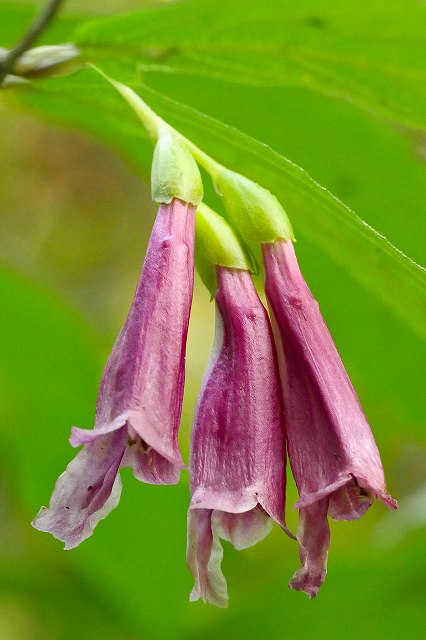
top-left (33, 426), bottom-right (127, 549)
top-left (187, 267), bottom-right (287, 607)
top-left (262, 240), bottom-right (397, 596)
top-left (33, 199), bottom-right (195, 547)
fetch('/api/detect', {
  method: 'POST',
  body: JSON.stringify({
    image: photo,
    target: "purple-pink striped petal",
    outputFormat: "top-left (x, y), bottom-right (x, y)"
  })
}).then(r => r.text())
top-left (33, 198), bottom-right (195, 547)
top-left (187, 267), bottom-right (288, 606)
top-left (33, 427), bottom-right (127, 549)
top-left (263, 239), bottom-right (397, 597)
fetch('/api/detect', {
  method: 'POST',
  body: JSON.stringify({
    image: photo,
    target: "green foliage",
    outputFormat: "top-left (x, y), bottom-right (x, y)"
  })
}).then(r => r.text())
top-left (2, 0), bottom-right (425, 338)
top-left (73, 0), bottom-right (426, 130)
top-left (0, 266), bottom-right (138, 640)
top-left (0, 1), bottom-right (425, 639)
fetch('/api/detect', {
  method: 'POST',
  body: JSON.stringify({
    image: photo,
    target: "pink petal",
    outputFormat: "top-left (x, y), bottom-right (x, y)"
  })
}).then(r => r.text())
top-left (70, 414), bottom-right (128, 447)
top-left (187, 509), bottom-right (228, 608)
top-left (187, 267), bottom-right (289, 605)
top-left (32, 428), bottom-right (127, 549)
top-left (127, 410), bottom-right (185, 471)
top-left (123, 440), bottom-right (181, 485)
top-left (263, 240), bottom-right (396, 510)
top-left (190, 268), bottom-right (287, 529)
top-left (213, 506), bottom-right (272, 550)
top-left (289, 499), bottom-right (330, 598)
top-left (263, 239), bottom-right (397, 595)
top-left (187, 505), bottom-right (273, 608)
top-left (328, 478), bottom-right (372, 521)
top-left (94, 198), bottom-right (194, 480)
top-left (34, 199), bottom-right (195, 547)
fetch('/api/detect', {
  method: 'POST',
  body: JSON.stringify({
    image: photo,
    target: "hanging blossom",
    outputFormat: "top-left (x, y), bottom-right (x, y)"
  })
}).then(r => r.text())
top-left (33, 198), bottom-right (195, 548)
top-left (262, 239), bottom-right (397, 598)
top-left (187, 261), bottom-right (290, 608)
top-left (30, 71), bottom-right (398, 601)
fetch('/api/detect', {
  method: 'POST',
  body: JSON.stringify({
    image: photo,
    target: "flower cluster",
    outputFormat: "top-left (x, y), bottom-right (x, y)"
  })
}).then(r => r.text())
top-left (32, 91), bottom-right (396, 607)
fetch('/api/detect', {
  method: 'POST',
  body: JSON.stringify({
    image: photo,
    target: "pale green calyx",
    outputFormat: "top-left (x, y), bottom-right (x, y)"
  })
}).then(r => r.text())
top-left (151, 130), bottom-right (203, 205)
top-left (92, 68), bottom-right (293, 240)
top-left (215, 169), bottom-right (295, 244)
top-left (196, 203), bottom-right (250, 294)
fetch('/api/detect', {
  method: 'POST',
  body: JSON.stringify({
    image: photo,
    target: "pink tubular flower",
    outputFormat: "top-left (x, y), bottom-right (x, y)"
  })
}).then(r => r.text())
top-left (262, 239), bottom-right (397, 598)
top-left (33, 198), bottom-right (195, 549)
top-left (187, 266), bottom-right (289, 608)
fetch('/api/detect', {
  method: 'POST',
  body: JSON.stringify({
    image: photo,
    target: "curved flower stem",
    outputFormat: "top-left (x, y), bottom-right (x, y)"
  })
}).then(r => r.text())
top-left (97, 68), bottom-right (225, 182)
top-left (0, 0), bottom-right (65, 84)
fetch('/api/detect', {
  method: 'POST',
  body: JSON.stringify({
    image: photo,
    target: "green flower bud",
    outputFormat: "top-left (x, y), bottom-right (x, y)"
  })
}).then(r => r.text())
top-left (215, 168), bottom-right (295, 244)
top-left (196, 203), bottom-right (251, 294)
top-left (152, 130), bottom-right (203, 205)
top-left (5, 44), bottom-right (80, 78)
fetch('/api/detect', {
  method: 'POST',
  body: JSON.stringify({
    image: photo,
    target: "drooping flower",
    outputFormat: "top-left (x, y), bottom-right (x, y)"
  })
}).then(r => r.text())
top-left (33, 197), bottom-right (196, 548)
top-left (262, 239), bottom-right (397, 598)
top-left (187, 255), bottom-right (289, 607)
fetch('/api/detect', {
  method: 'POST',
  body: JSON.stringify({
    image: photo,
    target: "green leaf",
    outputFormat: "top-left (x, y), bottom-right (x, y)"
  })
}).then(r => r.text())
top-left (1, 3), bottom-right (425, 338)
top-left (6, 67), bottom-right (426, 340)
top-left (143, 83), bottom-right (426, 340)
top-left (0, 2), bottom-right (81, 48)
top-left (0, 264), bottom-right (101, 504)
top-left (72, 0), bottom-right (426, 131)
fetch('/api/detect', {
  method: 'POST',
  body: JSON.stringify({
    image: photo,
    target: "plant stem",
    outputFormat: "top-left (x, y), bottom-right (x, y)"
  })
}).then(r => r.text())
top-left (108, 73), bottom-right (223, 179)
top-left (0, 0), bottom-right (65, 84)
top-left (93, 65), bottom-right (226, 186)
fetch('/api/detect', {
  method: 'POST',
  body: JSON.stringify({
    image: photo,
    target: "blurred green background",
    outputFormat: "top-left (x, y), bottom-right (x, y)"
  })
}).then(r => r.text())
top-left (0, 1), bottom-right (425, 639)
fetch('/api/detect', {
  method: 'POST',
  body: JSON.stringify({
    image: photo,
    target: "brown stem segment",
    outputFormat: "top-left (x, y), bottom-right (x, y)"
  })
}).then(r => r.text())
top-left (0, 0), bottom-right (65, 84)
